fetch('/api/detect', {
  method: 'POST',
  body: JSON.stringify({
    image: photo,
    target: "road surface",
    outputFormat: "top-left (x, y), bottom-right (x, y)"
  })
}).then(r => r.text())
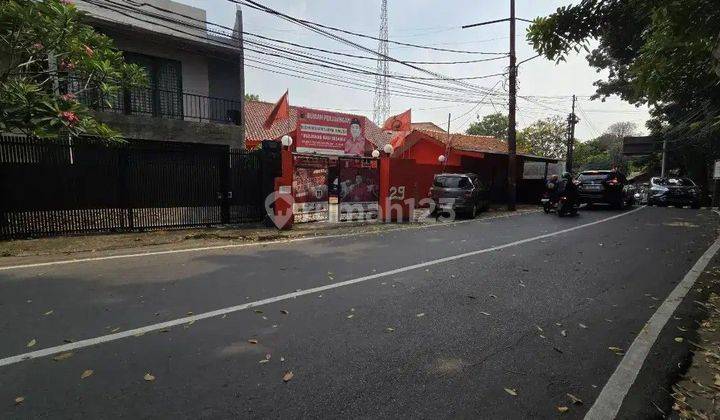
top-left (0, 206), bottom-right (718, 419)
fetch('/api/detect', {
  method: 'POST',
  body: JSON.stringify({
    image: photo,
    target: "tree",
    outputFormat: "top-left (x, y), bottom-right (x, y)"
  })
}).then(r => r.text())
top-left (466, 113), bottom-right (508, 140)
top-left (244, 93), bottom-right (260, 101)
top-left (0, 0), bottom-right (146, 140)
top-left (605, 121), bottom-right (638, 139)
top-left (517, 116), bottom-right (567, 159)
top-left (527, 0), bottom-right (720, 185)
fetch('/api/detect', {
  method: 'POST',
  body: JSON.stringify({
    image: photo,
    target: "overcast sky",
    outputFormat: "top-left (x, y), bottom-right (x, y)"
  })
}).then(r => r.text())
top-left (177, 0), bottom-right (649, 140)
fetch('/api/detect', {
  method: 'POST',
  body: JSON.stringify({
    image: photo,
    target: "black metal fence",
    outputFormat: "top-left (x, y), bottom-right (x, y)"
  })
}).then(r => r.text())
top-left (0, 134), bottom-right (270, 238)
top-left (69, 78), bottom-right (242, 125)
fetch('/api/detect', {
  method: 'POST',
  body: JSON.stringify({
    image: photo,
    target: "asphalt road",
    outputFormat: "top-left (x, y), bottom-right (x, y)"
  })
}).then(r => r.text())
top-left (0, 206), bottom-right (718, 419)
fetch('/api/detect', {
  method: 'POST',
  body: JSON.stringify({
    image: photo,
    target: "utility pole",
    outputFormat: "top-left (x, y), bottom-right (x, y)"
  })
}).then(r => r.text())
top-left (461, 1), bottom-right (520, 210)
top-left (566, 94), bottom-right (579, 173)
top-left (660, 138), bottom-right (668, 177)
top-left (507, 0), bottom-right (517, 211)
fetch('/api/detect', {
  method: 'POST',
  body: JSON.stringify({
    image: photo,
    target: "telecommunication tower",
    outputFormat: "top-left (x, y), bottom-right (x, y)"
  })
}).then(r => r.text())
top-left (372, 0), bottom-right (390, 125)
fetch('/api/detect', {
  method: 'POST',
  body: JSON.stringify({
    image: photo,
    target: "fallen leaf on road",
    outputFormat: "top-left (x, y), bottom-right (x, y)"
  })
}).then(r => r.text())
top-left (110, 327), bottom-right (120, 333)
top-left (416, 313), bottom-right (425, 317)
top-left (677, 326), bottom-right (687, 332)
top-left (467, 295), bottom-right (477, 299)
top-left (259, 359), bottom-right (269, 364)
top-left (504, 388), bottom-right (517, 396)
top-left (536, 326), bottom-right (544, 333)
top-left (283, 371), bottom-right (294, 382)
top-left (144, 373), bottom-right (155, 381)
top-left (557, 406), bottom-right (569, 413)
top-left (280, 357), bottom-right (285, 362)
top-left (43, 310), bottom-right (54, 316)
top-left (186, 311), bottom-right (193, 315)
top-left (265, 354), bottom-right (271, 360)
top-left (280, 310), bottom-right (289, 315)
top-left (579, 323), bottom-right (588, 329)
top-left (347, 314), bottom-right (354, 319)
top-left (480, 312), bottom-right (491, 316)
top-left (567, 393), bottom-right (583, 405)
top-left (248, 339), bottom-right (258, 344)
top-left (560, 330), bottom-right (567, 337)
top-left (26, 339), bottom-right (36, 348)
top-left (555, 323), bottom-right (562, 327)
top-left (489, 294), bottom-right (497, 299)
top-left (14, 396), bottom-right (24, 405)
top-left (254, 310), bottom-right (263, 314)
top-left (52, 352), bottom-right (73, 361)
top-left (186, 320), bottom-right (195, 326)
top-left (81, 369), bottom-right (94, 379)
top-left (385, 327), bottom-right (395, 332)
top-left (675, 337), bottom-right (684, 343)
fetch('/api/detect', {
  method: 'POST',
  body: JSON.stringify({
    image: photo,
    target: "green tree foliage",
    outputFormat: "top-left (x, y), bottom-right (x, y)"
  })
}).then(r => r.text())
top-left (0, 0), bottom-right (146, 140)
top-left (517, 116), bottom-right (567, 159)
top-left (466, 113), bottom-right (508, 140)
top-left (573, 122), bottom-right (639, 173)
top-left (527, 0), bottom-right (720, 183)
top-left (244, 93), bottom-right (260, 101)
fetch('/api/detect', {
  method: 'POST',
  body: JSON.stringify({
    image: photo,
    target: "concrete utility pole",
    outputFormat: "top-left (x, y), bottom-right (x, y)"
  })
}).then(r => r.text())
top-left (507, 0), bottom-right (517, 211)
top-left (660, 138), bottom-right (668, 177)
top-left (566, 94), bottom-right (579, 173)
top-left (461, 1), bottom-right (524, 210)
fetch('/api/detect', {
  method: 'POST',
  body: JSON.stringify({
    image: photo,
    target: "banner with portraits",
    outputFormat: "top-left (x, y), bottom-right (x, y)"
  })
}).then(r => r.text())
top-left (292, 155), bottom-right (329, 222)
top-left (338, 157), bottom-right (379, 221)
top-left (295, 108), bottom-right (369, 156)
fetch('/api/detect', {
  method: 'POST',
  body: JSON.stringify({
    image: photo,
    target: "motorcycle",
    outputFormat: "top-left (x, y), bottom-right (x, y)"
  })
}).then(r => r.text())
top-left (541, 192), bottom-right (579, 217)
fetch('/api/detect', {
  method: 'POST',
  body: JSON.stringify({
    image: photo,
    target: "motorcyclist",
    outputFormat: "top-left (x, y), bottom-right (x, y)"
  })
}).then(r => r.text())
top-left (546, 174), bottom-right (560, 203)
top-left (556, 172), bottom-right (578, 203)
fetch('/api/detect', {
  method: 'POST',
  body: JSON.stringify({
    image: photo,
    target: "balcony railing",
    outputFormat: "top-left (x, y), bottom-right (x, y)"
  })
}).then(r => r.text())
top-left (70, 80), bottom-right (242, 125)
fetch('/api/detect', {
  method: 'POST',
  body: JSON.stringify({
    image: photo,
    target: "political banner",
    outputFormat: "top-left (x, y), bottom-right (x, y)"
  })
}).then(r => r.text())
top-left (338, 157), bottom-right (379, 221)
top-left (292, 155), bottom-right (329, 222)
top-left (295, 108), bottom-right (369, 156)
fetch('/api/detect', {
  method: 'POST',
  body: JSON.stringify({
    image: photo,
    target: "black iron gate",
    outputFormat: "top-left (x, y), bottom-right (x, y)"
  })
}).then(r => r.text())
top-left (0, 134), bottom-right (272, 238)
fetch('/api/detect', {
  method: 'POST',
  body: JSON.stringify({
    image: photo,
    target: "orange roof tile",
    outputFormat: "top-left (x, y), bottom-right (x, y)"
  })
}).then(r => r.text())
top-left (415, 129), bottom-right (509, 154)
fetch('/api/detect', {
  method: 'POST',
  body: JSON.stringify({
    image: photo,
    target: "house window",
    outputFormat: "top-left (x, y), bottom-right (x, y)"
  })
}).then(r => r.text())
top-left (123, 52), bottom-right (183, 119)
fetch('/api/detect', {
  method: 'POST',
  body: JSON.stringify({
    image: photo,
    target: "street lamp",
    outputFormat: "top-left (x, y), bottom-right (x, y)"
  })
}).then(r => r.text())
top-left (371, 149), bottom-right (380, 158)
top-left (281, 135), bottom-right (293, 148)
top-left (383, 144), bottom-right (394, 155)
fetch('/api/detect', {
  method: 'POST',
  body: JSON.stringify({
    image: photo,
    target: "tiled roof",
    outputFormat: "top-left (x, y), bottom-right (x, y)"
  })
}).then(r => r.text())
top-left (415, 129), bottom-right (509, 154)
top-left (244, 100), bottom-right (393, 149)
top-left (410, 122), bottom-right (445, 132)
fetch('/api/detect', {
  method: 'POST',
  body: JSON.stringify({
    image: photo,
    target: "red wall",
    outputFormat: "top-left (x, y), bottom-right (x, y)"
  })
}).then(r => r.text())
top-left (389, 158), bottom-right (462, 205)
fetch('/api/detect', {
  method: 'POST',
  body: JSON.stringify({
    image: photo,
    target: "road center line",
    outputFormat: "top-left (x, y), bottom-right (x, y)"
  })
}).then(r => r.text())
top-left (0, 207), bottom-right (643, 368)
top-left (585, 230), bottom-right (720, 419)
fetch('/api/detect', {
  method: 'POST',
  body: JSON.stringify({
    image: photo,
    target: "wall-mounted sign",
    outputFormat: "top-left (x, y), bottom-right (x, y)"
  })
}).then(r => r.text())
top-left (295, 108), bottom-right (369, 156)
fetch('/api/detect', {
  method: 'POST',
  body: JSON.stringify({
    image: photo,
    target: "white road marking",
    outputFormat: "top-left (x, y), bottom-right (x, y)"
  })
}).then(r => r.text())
top-left (0, 207), bottom-right (643, 368)
top-left (0, 210), bottom-right (539, 272)
top-left (585, 232), bottom-right (720, 420)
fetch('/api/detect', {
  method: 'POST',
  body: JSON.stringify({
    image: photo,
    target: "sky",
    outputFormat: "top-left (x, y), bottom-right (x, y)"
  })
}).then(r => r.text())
top-left (176, 0), bottom-right (650, 140)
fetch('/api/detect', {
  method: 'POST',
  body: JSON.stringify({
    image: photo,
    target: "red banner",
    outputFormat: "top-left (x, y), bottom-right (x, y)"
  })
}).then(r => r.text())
top-left (295, 108), bottom-right (368, 156)
top-left (292, 155), bottom-right (329, 222)
top-left (338, 158), bottom-right (379, 220)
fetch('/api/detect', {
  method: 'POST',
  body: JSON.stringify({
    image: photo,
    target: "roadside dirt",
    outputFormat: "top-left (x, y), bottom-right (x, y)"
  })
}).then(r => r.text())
top-left (0, 205), bottom-right (539, 266)
top-left (671, 264), bottom-right (720, 419)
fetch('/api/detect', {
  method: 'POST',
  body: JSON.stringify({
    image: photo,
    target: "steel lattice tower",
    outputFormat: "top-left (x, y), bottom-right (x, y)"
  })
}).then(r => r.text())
top-left (372, 0), bottom-right (390, 125)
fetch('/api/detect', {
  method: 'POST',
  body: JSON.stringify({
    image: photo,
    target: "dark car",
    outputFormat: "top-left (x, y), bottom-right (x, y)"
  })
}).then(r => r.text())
top-left (576, 170), bottom-right (633, 209)
top-left (429, 173), bottom-right (490, 218)
top-left (647, 177), bottom-right (701, 208)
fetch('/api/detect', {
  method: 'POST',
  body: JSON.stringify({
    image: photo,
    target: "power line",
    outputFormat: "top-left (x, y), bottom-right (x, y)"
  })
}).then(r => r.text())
top-left (238, 0), bottom-right (507, 55)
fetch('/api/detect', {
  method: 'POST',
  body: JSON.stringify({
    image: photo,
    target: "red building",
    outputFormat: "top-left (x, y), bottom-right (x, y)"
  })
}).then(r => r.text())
top-left (244, 100), bottom-right (561, 204)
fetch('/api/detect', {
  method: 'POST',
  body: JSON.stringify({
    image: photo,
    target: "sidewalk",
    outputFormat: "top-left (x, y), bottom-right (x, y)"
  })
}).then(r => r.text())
top-left (670, 260), bottom-right (720, 419)
top-left (0, 204), bottom-right (539, 266)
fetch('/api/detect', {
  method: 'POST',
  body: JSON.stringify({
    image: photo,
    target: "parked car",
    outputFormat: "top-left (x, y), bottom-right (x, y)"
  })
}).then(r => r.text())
top-left (429, 173), bottom-right (490, 218)
top-left (647, 177), bottom-right (701, 208)
top-left (576, 170), bottom-right (633, 209)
